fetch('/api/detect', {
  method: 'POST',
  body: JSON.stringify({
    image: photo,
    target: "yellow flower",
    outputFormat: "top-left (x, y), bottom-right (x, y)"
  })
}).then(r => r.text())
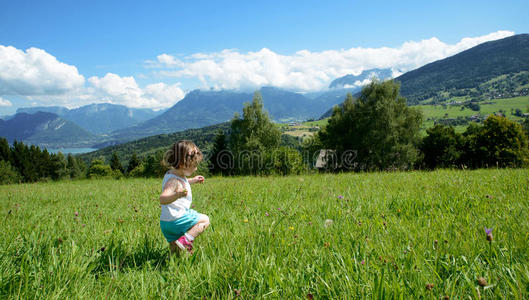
top-left (289, 226), bottom-right (294, 230)
top-left (244, 219), bottom-right (248, 223)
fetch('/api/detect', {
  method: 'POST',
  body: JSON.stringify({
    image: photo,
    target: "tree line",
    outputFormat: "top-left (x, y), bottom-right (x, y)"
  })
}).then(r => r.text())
top-left (0, 139), bottom-right (86, 184)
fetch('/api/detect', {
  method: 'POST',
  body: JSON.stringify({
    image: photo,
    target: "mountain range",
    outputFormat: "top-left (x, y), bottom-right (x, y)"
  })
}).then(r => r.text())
top-left (1, 34), bottom-right (528, 150)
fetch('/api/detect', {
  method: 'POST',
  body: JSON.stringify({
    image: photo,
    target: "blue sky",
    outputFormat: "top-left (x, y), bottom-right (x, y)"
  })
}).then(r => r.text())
top-left (0, 0), bottom-right (527, 114)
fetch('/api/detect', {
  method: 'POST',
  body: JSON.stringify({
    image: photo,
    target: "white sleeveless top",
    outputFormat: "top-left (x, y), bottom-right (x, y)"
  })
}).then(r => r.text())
top-left (160, 172), bottom-right (192, 221)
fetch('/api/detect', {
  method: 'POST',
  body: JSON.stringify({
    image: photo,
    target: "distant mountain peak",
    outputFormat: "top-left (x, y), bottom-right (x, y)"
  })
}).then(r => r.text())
top-left (329, 68), bottom-right (394, 89)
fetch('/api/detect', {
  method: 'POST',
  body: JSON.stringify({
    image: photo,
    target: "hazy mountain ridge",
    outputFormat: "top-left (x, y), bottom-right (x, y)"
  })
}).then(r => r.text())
top-left (17, 103), bottom-right (163, 134)
top-left (0, 112), bottom-right (98, 147)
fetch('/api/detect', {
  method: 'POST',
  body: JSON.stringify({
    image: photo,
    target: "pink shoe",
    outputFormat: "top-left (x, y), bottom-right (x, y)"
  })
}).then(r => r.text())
top-left (175, 236), bottom-right (193, 254)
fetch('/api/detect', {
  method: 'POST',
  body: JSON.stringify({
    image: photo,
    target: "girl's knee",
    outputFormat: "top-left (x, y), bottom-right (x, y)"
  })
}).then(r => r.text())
top-left (200, 214), bottom-right (210, 227)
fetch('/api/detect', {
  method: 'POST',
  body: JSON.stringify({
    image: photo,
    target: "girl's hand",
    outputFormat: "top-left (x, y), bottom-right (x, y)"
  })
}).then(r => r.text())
top-left (192, 175), bottom-right (205, 184)
top-left (174, 180), bottom-right (187, 198)
top-left (176, 188), bottom-right (188, 198)
top-left (175, 180), bottom-right (188, 197)
top-left (160, 178), bottom-right (187, 204)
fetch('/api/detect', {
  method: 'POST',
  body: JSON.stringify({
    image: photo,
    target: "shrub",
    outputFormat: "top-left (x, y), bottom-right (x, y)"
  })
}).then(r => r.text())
top-left (268, 147), bottom-right (304, 175)
top-left (88, 159), bottom-right (113, 178)
top-left (128, 164), bottom-right (145, 178)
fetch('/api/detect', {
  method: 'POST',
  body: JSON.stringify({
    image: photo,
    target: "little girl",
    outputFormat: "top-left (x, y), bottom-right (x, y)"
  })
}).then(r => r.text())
top-left (159, 140), bottom-right (210, 255)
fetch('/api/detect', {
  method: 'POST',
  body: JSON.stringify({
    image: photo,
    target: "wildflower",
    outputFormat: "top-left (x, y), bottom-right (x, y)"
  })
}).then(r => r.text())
top-left (289, 226), bottom-right (294, 230)
top-left (361, 260), bottom-right (365, 265)
top-left (243, 219), bottom-right (248, 223)
top-left (323, 242), bottom-right (330, 247)
top-left (425, 283), bottom-right (434, 290)
top-left (477, 277), bottom-right (487, 287)
top-left (324, 219), bottom-right (333, 227)
top-left (308, 222), bottom-right (312, 225)
top-left (306, 293), bottom-right (314, 300)
top-left (484, 227), bottom-right (493, 242)
top-left (234, 289), bottom-right (241, 297)
top-left (277, 207), bottom-right (281, 211)
top-left (337, 195), bottom-right (343, 199)
top-left (74, 211), bottom-right (79, 217)
top-left (265, 212), bottom-right (269, 217)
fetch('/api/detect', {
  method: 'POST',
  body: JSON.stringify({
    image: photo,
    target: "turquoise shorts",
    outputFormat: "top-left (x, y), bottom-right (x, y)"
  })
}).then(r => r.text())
top-left (160, 209), bottom-right (200, 243)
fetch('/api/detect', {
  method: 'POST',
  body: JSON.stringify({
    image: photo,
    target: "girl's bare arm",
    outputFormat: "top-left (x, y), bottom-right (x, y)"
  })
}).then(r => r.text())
top-left (159, 178), bottom-right (187, 205)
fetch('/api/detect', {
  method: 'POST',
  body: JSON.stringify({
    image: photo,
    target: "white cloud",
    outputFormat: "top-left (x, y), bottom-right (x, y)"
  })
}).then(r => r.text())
top-left (88, 73), bottom-right (185, 109)
top-left (153, 30), bottom-right (514, 92)
top-left (156, 54), bottom-right (184, 67)
top-left (0, 45), bottom-right (186, 110)
top-left (0, 97), bottom-right (12, 107)
top-left (0, 45), bottom-right (85, 95)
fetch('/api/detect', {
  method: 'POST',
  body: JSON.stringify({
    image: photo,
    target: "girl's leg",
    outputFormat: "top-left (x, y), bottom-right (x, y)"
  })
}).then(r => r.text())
top-left (186, 214), bottom-right (210, 238)
top-left (168, 241), bottom-right (180, 257)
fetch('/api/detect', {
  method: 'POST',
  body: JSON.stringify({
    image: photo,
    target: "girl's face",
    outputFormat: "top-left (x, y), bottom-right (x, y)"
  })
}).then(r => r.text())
top-left (180, 163), bottom-right (198, 177)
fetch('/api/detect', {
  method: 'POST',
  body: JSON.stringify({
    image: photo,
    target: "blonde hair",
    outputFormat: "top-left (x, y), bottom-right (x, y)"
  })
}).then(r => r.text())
top-left (163, 140), bottom-right (203, 170)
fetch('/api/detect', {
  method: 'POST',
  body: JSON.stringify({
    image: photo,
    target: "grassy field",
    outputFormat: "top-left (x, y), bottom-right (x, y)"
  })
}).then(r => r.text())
top-left (1, 169), bottom-right (528, 298)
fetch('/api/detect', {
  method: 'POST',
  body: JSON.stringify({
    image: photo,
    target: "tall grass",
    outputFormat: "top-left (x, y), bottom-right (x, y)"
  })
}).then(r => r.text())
top-left (1, 169), bottom-right (528, 298)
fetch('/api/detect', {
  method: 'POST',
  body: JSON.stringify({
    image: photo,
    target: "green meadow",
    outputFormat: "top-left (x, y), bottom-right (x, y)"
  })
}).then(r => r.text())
top-left (1, 169), bottom-right (528, 298)
top-left (279, 96), bottom-right (529, 137)
top-left (418, 96), bottom-right (529, 132)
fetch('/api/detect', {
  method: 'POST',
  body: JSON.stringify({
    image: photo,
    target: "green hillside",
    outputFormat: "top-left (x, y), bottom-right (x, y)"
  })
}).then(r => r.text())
top-left (78, 122), bottom-right (301, 165)
top-left (398, 34), bottom-right (529, 104)
top-left (287, 96), bottom-right (528, 137)
top-left (419, 96), bottom-right (529, 132)
top-left (78, 122), bottom-right (231, 165)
